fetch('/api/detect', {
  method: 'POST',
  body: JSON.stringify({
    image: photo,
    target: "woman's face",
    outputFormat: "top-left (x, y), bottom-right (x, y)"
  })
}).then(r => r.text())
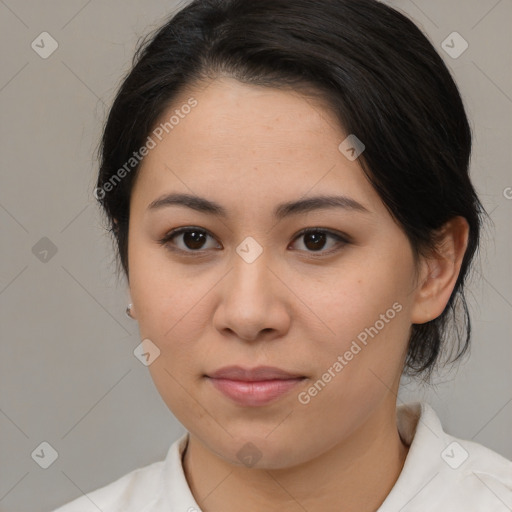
top-left (127, 77), bottom-right (426, 468)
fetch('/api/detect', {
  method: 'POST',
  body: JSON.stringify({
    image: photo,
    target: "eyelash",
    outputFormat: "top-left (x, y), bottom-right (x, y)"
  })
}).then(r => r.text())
top-left (157, 226), bottom-right (350, 257)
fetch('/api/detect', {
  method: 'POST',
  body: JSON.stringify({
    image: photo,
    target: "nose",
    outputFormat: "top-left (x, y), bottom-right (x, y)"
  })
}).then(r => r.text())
top-left (212, 253), bottom-right (291, 342)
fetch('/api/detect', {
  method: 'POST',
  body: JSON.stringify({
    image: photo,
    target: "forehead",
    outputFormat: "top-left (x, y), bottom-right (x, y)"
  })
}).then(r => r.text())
top-left (166, 78), bottom-right (340, 155)
top-left (132, 77), bottom-right (383, 214)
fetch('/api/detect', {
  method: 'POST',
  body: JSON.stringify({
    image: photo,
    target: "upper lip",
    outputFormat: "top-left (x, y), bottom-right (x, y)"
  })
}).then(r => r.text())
top-left (207, 365), bottom-right (305, 381)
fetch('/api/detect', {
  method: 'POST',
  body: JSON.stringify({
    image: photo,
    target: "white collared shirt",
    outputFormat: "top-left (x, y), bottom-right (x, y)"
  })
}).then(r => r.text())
top-left (52, 402), bottom-right (512, 511)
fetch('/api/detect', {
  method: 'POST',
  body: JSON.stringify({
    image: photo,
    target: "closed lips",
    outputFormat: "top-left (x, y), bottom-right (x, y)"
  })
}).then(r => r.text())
top-left (206, 365), bottom-right (306, 381)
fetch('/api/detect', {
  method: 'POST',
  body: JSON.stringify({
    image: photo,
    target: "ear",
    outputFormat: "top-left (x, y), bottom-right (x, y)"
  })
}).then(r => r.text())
top-left (411, 216), bottom-right (470, 324)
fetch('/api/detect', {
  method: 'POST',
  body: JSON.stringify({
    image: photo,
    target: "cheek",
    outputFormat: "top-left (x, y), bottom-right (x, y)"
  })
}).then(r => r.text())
top-left (128, 246), bottom-right (233, 384)
top-left (296, 250), bottom-right (414, 392)
top-left (300, 257), bottom-right (411, 345)
top-left (128, 238), bottom-right (205, 330)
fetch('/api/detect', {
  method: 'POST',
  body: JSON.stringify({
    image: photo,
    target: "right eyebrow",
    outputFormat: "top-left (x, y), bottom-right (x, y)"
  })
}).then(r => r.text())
top-left (147, 193), bottom-right (228, 217)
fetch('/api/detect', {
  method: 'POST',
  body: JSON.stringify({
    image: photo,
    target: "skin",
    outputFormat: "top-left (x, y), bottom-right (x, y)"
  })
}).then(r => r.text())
top-left (126, 77), bottom-right (469, 512)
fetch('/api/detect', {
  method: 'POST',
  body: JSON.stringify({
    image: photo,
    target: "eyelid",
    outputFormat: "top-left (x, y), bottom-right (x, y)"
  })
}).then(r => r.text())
top-left (293, 227), bottom-right (350, 243)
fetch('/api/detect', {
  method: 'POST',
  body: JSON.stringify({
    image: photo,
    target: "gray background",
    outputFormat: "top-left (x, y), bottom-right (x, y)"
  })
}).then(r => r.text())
top-left (0, 0), bottom-right (510, 510)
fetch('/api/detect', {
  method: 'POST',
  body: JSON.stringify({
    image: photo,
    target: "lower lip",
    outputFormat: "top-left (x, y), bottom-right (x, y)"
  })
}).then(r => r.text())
top-left (207, 377), bottom-right (305, 406)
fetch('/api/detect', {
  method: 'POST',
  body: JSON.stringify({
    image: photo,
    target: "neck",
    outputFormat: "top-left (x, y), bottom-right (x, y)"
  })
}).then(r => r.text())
top-left (182, 400), bottom-right (409, 512)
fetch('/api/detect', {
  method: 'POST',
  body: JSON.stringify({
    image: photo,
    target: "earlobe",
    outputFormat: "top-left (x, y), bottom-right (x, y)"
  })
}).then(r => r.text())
top-left (411, 217), bottom-right (469, 324)
top-left (126, 303), bottom-right (137, 319)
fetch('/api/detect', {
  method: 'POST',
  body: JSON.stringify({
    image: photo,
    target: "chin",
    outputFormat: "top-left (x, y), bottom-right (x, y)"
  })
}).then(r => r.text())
top-left (203, 431), bottom-right (314, 470)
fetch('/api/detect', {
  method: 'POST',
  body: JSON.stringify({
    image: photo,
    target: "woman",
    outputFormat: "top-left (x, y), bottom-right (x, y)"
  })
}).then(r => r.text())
top-left (54, 0), bottom-right (512, 510)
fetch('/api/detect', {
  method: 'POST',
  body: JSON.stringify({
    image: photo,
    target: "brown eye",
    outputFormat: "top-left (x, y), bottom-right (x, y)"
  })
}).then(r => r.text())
top-left (159, 227), bottom-right (221, 253)
top-left (290, 228), bottom-right (348, 254)
top-left (182, 230), bottom-right (208, 250)
top-left (303, 232), bottom-right (328, 251)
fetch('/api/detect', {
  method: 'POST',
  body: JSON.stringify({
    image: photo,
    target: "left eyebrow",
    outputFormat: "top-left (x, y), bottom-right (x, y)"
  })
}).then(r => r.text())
top-left (146, 193), bottom-right (371, 218)
top-left (274, 195), bottom-right (371, 219)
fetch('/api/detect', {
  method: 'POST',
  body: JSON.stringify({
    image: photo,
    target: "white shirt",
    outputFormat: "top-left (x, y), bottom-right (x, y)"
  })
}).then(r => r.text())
top-left (53, 402), bottom-right (512, 511)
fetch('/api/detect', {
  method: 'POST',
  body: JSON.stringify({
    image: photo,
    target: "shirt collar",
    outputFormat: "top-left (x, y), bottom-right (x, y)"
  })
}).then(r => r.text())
top-left (144, 431), bottom-right (201, 512)
top-left (378, 401), bottom-right (451, 510)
